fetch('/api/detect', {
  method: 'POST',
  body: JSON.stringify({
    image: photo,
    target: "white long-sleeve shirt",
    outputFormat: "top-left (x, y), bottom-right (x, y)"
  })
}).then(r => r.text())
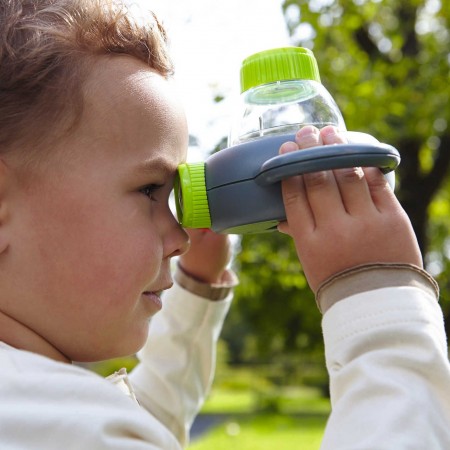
top-left (0, 276), bottom-right (449, 448)
top-left (322, 286), bottom-right (450, 448)
top-left (319, 264), bottom-right (450, 448)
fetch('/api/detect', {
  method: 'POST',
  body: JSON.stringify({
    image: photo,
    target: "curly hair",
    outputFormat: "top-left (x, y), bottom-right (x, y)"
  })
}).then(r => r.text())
top-left (0, 0), bottom-right (173, 158)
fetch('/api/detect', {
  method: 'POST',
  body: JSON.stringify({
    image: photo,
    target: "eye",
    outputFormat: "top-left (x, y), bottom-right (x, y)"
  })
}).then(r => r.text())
top-left (139, 184), bottom-right (163, 201)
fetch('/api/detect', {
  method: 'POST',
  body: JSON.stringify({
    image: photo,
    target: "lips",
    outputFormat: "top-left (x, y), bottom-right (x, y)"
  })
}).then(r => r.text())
top-left (143, 282), bottom-right (173, 297)
top-left (142, 291), bottom-right (163, 310)
top-left (142, 283), bottom-right (172, 311)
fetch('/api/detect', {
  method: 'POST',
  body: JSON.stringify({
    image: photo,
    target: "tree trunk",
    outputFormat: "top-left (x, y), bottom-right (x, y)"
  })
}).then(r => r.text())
top-left (397, 134), bottom-right (450, 256)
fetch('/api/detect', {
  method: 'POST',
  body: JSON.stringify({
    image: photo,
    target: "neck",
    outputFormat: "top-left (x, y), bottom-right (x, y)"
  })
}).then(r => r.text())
top-left (0, 310), bottom-right (70, 363)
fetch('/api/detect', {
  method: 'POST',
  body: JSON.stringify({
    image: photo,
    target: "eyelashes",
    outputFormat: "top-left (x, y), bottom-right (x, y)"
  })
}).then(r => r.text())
top-left (139, 183), bottom-right (164, 201)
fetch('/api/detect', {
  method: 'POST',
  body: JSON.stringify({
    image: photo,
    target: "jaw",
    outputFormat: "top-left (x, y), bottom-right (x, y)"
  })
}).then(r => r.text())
top-left (0, 308), bottom-right (71, 363)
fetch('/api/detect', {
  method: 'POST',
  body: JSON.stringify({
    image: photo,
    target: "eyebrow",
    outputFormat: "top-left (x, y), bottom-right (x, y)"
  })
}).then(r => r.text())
top-left (133, 158), bottom-right (177, 177)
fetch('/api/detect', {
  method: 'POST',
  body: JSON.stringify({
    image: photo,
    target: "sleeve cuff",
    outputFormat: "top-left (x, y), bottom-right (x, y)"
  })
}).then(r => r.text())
top-left (174, 263), bottom-right (239, 301)
top-left (316, 263), bottom-right (439, 314)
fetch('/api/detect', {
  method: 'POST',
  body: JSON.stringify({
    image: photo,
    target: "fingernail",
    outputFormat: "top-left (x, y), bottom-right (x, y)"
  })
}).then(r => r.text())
top-left (280, 141), bottom-right (299, 154)
top-left (297, 125), bottom-right (319, 138)
top-left (320, 125), bottom-right (339, 136)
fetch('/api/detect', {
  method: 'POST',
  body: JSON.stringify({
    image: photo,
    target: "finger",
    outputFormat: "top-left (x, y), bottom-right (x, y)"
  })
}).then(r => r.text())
top-left (191, 228), bottom-right (229, 250)
top-left (300, 126), bottom-right (346, 222)
top-left (279, 139), bottom-right (315, 233)
top-left (295, 125), bottom-right (322, 149)
top-left (363, 167), bottom-right (400, 213)
top-left (333, 166), bottom-right (378, 215)
top-left (320, 127), bottom-right (378, 215)
top-left (320, 125), bottom-right (348, 146)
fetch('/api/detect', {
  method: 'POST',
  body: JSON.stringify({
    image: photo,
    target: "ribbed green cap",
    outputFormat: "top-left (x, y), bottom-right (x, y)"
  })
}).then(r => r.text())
top-left (174, 163), bottom-right (211, 229)
top-left (240, 47), bottom-right (321, 93)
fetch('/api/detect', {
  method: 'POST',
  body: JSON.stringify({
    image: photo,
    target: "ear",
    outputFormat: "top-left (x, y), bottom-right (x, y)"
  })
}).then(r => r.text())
top-left (0, 159), bottom-right (12, 254)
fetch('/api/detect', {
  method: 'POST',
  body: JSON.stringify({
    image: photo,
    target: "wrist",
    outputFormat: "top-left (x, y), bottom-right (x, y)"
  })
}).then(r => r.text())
top-left (316, 263), bottom-right (439, 314)
top-left (174, 262), bottom-right (239, 301)
top-left (177, 262), bottom-right (225, 285)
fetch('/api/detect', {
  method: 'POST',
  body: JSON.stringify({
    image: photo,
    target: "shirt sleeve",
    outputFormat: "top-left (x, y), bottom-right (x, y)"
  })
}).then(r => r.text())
top-left (129, 281), bottom-right (233, 447)
top-left (320, 285), bottom-right (450, 449)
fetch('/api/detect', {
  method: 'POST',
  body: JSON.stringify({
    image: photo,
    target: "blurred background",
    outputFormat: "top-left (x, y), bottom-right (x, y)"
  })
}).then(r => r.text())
top-left (93, 1), bottom-right (450, 448)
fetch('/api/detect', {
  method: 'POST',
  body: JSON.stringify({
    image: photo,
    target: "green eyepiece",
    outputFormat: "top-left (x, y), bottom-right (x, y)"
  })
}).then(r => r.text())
top-left (174, 163), bottom-right (211, 229)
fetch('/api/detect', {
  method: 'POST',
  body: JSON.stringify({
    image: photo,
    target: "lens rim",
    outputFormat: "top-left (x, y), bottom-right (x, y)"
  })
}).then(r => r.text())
top-left (175, 163), bottom-right (211, 229)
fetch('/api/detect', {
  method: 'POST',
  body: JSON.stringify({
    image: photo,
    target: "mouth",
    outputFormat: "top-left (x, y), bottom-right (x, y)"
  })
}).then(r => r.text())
top-left (142, 283), bottom-right (173, 311)
top-left (142, 291), bottom-right (163, 310)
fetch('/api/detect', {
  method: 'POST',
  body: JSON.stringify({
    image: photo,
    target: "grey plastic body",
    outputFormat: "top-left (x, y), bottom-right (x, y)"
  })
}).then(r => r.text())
top-left (204, 132), bottom-right (400, 234)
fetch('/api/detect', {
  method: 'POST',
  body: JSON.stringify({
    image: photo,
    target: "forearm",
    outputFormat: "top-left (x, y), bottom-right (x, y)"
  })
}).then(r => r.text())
top-left (320, 271), bottom-right (450, 449)
top-left (129, 272), bottom-right (233, 447)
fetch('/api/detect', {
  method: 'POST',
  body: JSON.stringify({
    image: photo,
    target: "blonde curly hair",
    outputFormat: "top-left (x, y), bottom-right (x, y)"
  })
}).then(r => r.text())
top-left (0, 0), bottom-right (173, 158)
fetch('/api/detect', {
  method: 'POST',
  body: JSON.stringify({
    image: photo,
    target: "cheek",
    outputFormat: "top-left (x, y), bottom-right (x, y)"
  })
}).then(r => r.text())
top-left (66, 214), bottom-right (162, 295)
top-left (28, 193), bottom-right (163, 301)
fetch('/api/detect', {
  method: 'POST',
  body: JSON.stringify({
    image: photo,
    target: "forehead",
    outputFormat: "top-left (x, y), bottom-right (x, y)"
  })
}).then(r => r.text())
top-left (78, 56), bottom-right (188, 170)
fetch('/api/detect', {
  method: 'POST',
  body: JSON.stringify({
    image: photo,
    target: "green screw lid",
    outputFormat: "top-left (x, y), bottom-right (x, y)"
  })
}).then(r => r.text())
top-left (175, 162), bottom-right (211, 229)
top-left (240, 47), bottom-right (321, 93)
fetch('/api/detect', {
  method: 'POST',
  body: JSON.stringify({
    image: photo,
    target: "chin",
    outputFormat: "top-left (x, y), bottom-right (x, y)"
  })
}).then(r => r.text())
top-left (71, 330), bottom-right (149, 363)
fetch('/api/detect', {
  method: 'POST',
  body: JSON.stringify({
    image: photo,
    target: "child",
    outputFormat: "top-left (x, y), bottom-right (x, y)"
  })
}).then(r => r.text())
top-left (0, 1), bottom-right (448, 449)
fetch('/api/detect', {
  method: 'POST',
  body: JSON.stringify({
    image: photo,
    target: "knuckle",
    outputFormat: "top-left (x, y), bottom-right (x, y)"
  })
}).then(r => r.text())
top-left (296, 127), bottom-right (321, 149)
top-left (364, 167), bottom-right (388, 190)
top-left (281, 176), bottom-right (306, 210)
top-left (335, 167), bottom-right (364, 183)
top-left (320, 125), bottom-right (347, 144)
top-left (300, 135), bottom-right (320, 149)
top-left (368, 177), bottom-right (393, 200)
top-left (282, 190), bottom-right (301, 209)
top-left (303, 170), bottom-right (330, 188)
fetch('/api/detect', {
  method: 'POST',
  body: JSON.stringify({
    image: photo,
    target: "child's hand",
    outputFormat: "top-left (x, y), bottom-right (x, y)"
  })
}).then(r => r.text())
top-left (178, 229), bottom-right (232, 284)
top-left (278, 125), bottom-right (423, 293)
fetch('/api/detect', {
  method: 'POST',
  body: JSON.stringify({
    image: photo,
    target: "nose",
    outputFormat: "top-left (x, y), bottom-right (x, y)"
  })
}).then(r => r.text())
top-left (164, 212), bottom-right (190, 258)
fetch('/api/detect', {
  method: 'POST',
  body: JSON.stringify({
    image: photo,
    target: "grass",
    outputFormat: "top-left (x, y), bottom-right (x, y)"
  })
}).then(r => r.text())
top-left (188, 382), bottom-right (330, 449)
top-left (188, 414), bottom-right (327, 450)
top-left (201, 385), bottom-right (330, 415)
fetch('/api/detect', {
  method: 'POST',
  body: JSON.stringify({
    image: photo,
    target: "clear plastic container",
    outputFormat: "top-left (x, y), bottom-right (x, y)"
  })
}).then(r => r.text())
top-left (228, 47), bottom-right (346, 146)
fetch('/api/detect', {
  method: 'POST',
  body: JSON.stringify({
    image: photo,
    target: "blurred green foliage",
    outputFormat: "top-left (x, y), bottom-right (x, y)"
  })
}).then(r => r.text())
top-left (188, 414), bottom-right (326, 450)
top-left (87, 355), bottom-right (138, 377)
top-left (222, 232), bottom-right (320, 364)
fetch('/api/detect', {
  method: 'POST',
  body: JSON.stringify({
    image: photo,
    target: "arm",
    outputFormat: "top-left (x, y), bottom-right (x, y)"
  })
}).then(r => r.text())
top-left (321, 281), bottom-right (450, 449)
top-left (279, 125), bottom-right (450, 448)
top-left (129, 230), bottom-right (236, 448)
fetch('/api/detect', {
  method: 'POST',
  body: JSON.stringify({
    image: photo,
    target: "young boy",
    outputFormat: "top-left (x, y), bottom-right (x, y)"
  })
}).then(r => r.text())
top-left (0, 1), bottom-right (448, 449)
